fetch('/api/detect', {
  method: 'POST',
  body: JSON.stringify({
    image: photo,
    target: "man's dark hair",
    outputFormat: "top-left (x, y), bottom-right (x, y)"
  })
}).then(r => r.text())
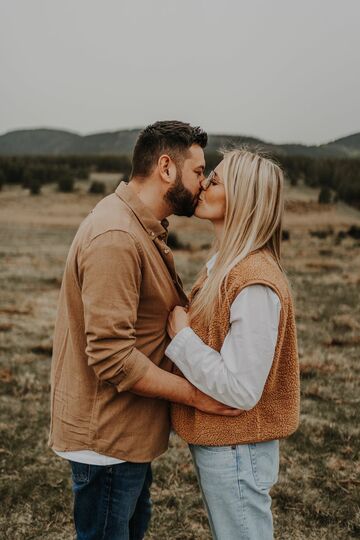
top-left (131, 120), bottom-right (208, 178)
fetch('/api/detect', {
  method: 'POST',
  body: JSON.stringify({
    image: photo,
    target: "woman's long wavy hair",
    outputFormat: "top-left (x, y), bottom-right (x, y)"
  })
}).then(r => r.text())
top-left (189, 148), bottom-right (285, 327)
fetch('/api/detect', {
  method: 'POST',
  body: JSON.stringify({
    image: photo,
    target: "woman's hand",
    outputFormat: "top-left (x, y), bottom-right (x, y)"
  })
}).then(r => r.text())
top-left (167, 306), bottom-right (190, 339)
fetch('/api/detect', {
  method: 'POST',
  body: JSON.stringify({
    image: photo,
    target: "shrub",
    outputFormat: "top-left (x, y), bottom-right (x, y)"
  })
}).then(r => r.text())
top-left (58, 173), bottom-right (74, 193)
top-left (167, 232), bottom-right (189, 250)
top-left (289, 174), bottom-right (298, 187)
top-left (0, 170), bottom-right (5, 191)
top-left (75, 167), bottom-right (90, 180)
top-left (96, 155), bottom-right (132, 175)
top-left (336, 230), bottom-right (347, 241)
top-left (29, 177), bottom-right (41, 195)
top-left (22, 165), bottom-right (45, 188)
top-left (348, 225), bottom-right (360, 240)
top-left (88, 181), bottom-right (106, 194)
top-left (318, 187), bottom-right (332, 204)
top-left (22, 167), bottom-right (42, 195)
top-left (310, 228), bottom-right (334, 239)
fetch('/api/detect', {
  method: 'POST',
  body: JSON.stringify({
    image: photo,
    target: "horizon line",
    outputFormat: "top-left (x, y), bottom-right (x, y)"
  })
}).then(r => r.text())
top-left (1, 125), bottom-right (359, 148)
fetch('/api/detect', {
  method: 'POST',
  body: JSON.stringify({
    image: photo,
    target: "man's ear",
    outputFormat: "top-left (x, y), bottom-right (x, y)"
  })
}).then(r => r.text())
top-left (158, 154), bottom-right (176, 183)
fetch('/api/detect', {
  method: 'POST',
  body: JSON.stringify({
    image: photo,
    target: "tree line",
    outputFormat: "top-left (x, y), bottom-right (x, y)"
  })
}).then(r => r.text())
top-left (204, 152), bottom-right (360, 208)
top-left (0, 153), bottom-right (359, 208)
top-left (0, 155), bottom-right (132, 194)
top-left (275, 154), bottom-right (360, 206)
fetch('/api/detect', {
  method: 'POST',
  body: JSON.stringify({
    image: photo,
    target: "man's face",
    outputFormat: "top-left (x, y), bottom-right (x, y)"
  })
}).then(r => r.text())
top-left (164, 144), bottom-right (205, 217)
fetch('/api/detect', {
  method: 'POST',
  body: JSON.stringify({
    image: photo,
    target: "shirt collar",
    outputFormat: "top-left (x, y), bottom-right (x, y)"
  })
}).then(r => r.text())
top-left (206, 252), bottom-right (218, 275)
top-left (115, 182), bottom-right (169, 240)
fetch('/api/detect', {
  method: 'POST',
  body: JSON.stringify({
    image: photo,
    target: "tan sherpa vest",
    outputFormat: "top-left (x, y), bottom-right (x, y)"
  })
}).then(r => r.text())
top-left (171, 248), bottom-right (300, 446)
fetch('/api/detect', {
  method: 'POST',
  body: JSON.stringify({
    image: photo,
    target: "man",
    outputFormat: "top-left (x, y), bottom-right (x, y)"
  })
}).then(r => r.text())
top-left (48, 121), bottom-right (239, 540)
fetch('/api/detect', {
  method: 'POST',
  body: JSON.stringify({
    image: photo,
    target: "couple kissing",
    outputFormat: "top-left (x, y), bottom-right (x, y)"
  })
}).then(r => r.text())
top-left (49, 120), bottom-right (300, 540)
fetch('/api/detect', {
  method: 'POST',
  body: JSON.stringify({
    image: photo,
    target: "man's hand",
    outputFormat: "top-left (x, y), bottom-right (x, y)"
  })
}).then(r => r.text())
top-left (167, 306), bottom-right (190, 339)
top-left (191, 387), bottom-right (243, 417)
top-left (131, 362), bottom-right (243, 416)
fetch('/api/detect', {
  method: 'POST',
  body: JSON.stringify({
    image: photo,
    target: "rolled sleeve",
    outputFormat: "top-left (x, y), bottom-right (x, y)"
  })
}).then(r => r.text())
top-left (80, 230), bottom-right (151, 392)
top-left (114, 348), bottom-right (150, 393)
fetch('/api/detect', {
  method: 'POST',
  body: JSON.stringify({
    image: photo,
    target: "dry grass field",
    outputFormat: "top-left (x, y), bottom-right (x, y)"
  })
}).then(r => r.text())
top-left (0, 175), bottom-right (359, 539)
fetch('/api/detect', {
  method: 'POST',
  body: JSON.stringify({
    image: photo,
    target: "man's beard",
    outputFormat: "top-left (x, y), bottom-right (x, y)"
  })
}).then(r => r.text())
top-left (164, 170), bottom-right (199, 217)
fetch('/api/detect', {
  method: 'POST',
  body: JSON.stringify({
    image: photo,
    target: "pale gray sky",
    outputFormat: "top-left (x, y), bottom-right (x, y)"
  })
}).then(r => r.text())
top-left (1, 0), bottom-right (359, 144)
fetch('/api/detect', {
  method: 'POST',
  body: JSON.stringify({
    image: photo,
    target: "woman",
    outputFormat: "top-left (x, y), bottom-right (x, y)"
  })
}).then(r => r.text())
top-left (165, 148), bottom-right (300, 540)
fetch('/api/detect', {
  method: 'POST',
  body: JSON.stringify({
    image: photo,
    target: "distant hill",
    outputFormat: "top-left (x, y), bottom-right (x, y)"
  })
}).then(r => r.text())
top-left (208, 132), bottom-right (360, 158)
top-left (322, 133), bottom-right (360, 158)
top-left (0, 128), bottom-right (359, 158)
top-left (0, 128), bottom-right (140, 156)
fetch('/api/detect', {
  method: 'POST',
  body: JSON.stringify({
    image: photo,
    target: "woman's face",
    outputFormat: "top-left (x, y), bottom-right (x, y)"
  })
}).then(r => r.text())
top-left (194, 160), bottom-right (226, 221)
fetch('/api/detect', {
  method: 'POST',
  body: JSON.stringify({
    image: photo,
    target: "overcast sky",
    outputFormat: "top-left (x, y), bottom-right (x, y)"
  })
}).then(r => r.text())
top-left (1, 0), bottom-right (359, 144)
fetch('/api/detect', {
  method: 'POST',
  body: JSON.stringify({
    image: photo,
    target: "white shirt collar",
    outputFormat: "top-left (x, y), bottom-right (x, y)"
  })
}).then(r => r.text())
top-left (206, 252), bottom-right (219, 275)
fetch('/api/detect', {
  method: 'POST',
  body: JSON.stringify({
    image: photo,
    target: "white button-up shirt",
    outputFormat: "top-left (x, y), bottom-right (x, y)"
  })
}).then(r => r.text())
top-left (165, 253), bottom-right (281, 410)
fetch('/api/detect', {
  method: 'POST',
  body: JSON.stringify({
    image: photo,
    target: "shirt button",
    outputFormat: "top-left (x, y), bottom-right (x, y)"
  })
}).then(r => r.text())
top-left (150, 231), bottom-right (155, 237)
top-left (164, 248), bottom-right (170, 254)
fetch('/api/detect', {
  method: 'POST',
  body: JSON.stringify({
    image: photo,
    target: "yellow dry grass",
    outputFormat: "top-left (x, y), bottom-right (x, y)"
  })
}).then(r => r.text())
top-left (0, 178), bottom-right (359, 539)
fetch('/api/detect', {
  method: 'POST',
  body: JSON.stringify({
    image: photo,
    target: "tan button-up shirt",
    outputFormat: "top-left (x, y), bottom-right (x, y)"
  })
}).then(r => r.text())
top-left (48, 182), bottom-right (188, 462)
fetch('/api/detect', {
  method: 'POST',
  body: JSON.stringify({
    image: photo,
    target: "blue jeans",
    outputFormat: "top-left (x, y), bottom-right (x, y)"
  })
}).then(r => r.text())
top-left (69, 460), bottom-right (152, 540)
top-left (190, 440), bottom-right (279, 540)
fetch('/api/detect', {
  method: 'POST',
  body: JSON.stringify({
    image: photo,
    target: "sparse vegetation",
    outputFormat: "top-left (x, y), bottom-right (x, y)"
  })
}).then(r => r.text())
top-left (348, 225), bottom-right (360, 239)
top-left (167, 232), bottom-right (190, 250)
top-left (29, 177), bottom-right (42, 196)
top-left (310, 228), bottom-right (334, 239)
top-left (282, 229), bottom-right (290, 241)
top-left (0, 182), bottom-right (359, 539)
top-left (0, 155), bottom-right (131, 189)
top-left (57, 172), bottom-right (74, 193)
top-left (318, 186), bottom-right (332, 204)
top-left (276, 155), bottom-right (360, 208)
top-left (0, 152), bottom-right (360, 209)
top-left (88, 180), bottom-right (106, 194)
top-left (336, 225), bottom-right (360, 242)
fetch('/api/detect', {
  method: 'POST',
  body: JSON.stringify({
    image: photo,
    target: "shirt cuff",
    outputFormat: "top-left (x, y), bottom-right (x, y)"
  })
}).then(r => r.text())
top-left (115, 348), bottom-right (151, 393)
top-left (165, 326), bottom-right (195, 363)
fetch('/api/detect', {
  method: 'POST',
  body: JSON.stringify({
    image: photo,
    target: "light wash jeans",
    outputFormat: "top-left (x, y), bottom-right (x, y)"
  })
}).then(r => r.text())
top-left (189, 439), bottom-right (279, 540)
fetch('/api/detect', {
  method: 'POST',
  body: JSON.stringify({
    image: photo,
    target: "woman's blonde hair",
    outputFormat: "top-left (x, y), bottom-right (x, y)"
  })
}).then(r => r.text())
top-left (189, 147), bottom-right (285, 326)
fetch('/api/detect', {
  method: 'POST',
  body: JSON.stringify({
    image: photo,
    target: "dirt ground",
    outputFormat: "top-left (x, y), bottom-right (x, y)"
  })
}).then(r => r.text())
top-left (0, 176), bottom-right (359, 539)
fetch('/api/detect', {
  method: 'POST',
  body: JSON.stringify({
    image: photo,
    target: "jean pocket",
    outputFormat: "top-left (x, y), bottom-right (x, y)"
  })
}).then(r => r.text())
top-left (70, 461), bottom-right (91, 485)
top-left (194, 444), bottom-right (235, 453)
top-left (249, 440), bottom-right (279, 488)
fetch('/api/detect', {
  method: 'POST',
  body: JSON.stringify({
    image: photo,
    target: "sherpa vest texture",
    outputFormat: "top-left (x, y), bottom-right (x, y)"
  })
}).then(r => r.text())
top-left (171, 249), bottom-right (300, 446)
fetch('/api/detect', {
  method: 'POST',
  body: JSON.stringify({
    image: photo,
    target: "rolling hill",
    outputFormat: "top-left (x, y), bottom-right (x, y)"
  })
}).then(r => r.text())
top-left (0, 127), bottom-right (359, 158)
